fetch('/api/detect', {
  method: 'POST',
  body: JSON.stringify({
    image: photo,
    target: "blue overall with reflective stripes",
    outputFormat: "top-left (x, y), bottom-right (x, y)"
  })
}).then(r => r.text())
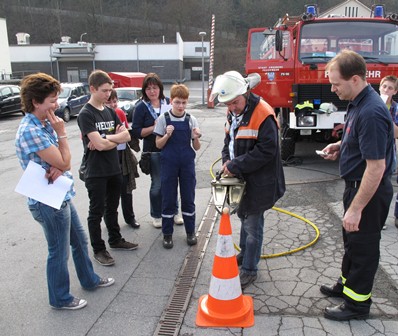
top-left (161, 113), bottom-right (196, 235)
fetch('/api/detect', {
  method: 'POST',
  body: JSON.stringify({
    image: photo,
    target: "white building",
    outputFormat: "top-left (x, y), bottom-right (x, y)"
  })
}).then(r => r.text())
top-left (0, 18), bottom-right (12, 80)
top-left (8, 31), bottom-right (209, 83)
top-left (320, 0), bottom-right (371, 18)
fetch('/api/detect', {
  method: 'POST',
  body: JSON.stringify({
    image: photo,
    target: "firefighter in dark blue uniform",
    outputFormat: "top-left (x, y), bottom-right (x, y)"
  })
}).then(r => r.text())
top-left (154, 84), bottom-right (201, 249)
top-left (320, 50), bottom-right (394, 321)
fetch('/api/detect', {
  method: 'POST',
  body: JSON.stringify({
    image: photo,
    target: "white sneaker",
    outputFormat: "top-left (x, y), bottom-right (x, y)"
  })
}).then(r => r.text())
top-left (174, 214), bottom-right (184, 225)
top-left (152, 218), bottom-right (162, 228)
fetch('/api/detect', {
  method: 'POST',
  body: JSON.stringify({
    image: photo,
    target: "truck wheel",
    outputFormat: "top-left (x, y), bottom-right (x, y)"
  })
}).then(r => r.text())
top-left (281, 137), bottom-right (295, 161)
top-left (63, 108), bottom-right (71, 122)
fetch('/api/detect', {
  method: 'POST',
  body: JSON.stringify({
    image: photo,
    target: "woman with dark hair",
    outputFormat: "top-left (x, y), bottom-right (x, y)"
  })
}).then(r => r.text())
top-left (132, 73), bottom-right (182, 228)
top-left (15, 73), bottom-right (114, 310)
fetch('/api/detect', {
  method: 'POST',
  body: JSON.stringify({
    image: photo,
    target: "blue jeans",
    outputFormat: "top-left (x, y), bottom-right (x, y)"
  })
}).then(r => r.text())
top-left (239, 212), bottom-right (264, 275)
top-left (29, 201), bottom-right (100, 308)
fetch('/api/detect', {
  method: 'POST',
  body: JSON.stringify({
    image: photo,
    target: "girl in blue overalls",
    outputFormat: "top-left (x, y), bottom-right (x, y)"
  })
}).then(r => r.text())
top-left (154, 84), bottom-right (202, 248)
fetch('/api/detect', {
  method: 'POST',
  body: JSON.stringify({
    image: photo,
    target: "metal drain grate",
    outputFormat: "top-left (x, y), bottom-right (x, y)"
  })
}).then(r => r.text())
top-left (153, 199), bottom-right (218, 336)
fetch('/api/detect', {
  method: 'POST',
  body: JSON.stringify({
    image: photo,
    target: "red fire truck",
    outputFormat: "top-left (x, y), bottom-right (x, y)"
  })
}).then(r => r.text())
top-left (246, 4), bottom-right (398, 160)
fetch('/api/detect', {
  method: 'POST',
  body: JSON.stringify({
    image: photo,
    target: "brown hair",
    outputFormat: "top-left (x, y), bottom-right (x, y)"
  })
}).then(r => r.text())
top-left (20, 73), bottom-right (61, 113)
top-left (380, 75), bottom-right (398, 90)
top-left (88, 69), bottom-right (112, 89)
top-left (326, 49), bottom-right (367, 81)
top-left (141, 73), bottom-right (165, 101)
top-left (170, 84), bottom-right (189, 99)
top-left (108, 89), bottom-right (118, 101)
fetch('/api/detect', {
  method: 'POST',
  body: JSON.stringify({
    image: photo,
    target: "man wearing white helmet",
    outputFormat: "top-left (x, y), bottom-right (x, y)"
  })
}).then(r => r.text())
top-left (210, 71), bottom-right (285, 289)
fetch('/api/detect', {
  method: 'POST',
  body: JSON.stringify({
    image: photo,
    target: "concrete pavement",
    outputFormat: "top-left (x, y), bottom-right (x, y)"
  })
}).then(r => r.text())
top-left (1, 96), bottom-right (398, 335)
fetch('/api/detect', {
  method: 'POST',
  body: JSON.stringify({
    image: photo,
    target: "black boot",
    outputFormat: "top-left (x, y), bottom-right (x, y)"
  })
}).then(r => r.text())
top-left (187, 233), bottom-right (197, 246)
top-left (163, 235), bottom-right (173, 249)
top-left (320, 283), bottom-right (344, 298)
top-left (324, 302), bottom-right (369, 321)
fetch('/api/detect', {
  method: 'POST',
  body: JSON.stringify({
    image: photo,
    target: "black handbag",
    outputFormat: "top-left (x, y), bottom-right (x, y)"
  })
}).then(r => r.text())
top-left (138, 152), bottom-right (151, 175)
top-left (79, 154), bottom-right (87, 182)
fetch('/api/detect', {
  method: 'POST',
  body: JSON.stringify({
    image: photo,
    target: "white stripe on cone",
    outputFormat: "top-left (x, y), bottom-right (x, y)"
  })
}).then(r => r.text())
top-left (215, 235), bottom-right (236, 258)
top-left (208, 275), bottom-right (242, 300)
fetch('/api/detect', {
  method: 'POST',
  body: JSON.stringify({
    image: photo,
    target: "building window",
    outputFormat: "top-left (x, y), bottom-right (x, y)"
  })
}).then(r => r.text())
top-left (80, 70), bottom-right (88, 79)
top-left (345, 6), bottom-right (359, 17)
top-left (195, 47), bottom-right (207, 53)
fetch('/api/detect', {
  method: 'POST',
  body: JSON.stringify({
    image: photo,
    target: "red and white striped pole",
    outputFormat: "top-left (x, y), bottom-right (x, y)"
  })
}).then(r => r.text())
top-left (207, 14), bottom-right (215, 108)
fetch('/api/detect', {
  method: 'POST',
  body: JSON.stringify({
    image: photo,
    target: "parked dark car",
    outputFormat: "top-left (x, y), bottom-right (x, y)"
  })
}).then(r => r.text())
top-left (115, 87), bottom-right (142, 122)
top-left (0, 84), bottom-right (23, 117)
top-left (55, 83), bottom-right (90, 122)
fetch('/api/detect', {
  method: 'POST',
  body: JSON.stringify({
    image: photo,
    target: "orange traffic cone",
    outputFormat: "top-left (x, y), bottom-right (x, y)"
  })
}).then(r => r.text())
top-left (196, 207), bottom-right (254, 328)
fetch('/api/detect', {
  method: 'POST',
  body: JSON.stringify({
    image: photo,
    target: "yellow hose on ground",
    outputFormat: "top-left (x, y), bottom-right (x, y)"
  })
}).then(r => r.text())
top-left (210, 158), bottom-right (320, 258)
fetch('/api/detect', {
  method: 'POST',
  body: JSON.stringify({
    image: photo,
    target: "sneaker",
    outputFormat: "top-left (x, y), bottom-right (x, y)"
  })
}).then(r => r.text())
top-left (94, 250), bottom-right (115, 266)
top-left (97, 277), bottom-right (115, 288)
top-left (110, 238), bottom-right (138, 250)
top-left (187, 233), bottom-right (197, 246)
top-left (51, 297), bottom-right (87, 310)
top-left (236, 253), bottom-right (243, 266)
top-left (153, 218), bottom-right (162, 228)
top-left (163, 235), bottom-right (173, 249)
top-left (174, 214), bottom-right (184, 225)
top-left (240, 272), bottom-right (257, 289)
top-left (127, 219), bottom-right (140, 229)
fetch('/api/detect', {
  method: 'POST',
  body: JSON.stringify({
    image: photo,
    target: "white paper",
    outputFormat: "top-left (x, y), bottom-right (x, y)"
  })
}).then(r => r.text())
top-left (380, 94), bottom-right (388, 104)
top-left (15, 161), bottom-right (73, 210)
top-left (117, 143), bottom-right (127, 150)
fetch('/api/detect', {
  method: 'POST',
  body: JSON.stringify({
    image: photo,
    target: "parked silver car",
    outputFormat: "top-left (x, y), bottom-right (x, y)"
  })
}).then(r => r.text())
top-left (115, 87), bottom-right (142, 121)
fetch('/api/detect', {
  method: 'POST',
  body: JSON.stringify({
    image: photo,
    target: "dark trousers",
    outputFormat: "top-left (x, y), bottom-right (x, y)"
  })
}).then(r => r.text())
top-left (85, 174), bottom-right (123, 253)
top-left (341, 179), bottom-right (392, 312)
top-left (161, 157), bottom-right (196, 235)
top-left (120, 174), bottom-right (135, 224)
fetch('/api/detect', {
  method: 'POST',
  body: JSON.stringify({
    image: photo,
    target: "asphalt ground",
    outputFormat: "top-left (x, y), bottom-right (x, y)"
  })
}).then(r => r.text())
top-left (1, 82), bottom-right (398, 335)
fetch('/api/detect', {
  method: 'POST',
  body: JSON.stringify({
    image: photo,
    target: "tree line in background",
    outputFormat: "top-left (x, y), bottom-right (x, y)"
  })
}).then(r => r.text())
top-left (0, 0), bottom-right (394, 74)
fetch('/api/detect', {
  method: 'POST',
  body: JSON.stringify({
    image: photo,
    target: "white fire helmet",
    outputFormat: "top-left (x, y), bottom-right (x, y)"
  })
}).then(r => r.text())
top-left (209, 71), bottom-right (261, 103)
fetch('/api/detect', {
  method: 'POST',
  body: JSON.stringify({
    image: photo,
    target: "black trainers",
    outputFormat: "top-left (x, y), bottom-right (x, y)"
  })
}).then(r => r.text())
top-left (187, 233), bottom-right (197, 246)
top-left (97, 277), bottom-right (115, 288)
top-left (94, 250), bottom-right (115, 266)
top-left (127, 219), bottom-right (140, 229)
top-left (51, 297), bottom-right (87, 310)
top-left (163, 235), bottom-right (173, 249)
top-left (110, 238), bottom-right (138, 250)
top-left (240, 272), bottom-right (257, 289)
top-left (236, 253), bottom-right (243, 266)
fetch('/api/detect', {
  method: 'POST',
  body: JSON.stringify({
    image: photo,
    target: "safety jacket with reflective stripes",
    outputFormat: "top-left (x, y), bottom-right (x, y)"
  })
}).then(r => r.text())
top-left (221, 93), bottom-right (285, 216)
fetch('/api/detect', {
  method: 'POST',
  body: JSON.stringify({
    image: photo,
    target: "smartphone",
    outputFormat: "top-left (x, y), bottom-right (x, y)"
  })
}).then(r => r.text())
top-left (315, 150), bottom-right (327, 156)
